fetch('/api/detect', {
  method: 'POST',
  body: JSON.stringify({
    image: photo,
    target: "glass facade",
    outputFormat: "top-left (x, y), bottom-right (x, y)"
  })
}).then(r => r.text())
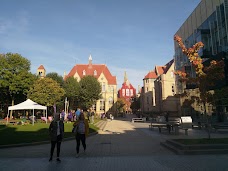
top-left (174, 0), bottom-right (228, 92)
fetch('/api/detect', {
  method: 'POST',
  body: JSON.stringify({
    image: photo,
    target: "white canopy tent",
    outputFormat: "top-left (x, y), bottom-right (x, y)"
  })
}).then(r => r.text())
top-left (7, 99), bottom-right (47, 125)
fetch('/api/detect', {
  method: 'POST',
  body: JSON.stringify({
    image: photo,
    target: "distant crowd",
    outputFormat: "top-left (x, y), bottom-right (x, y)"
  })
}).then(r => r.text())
top-left (59, 108), bottom-right (95, 124)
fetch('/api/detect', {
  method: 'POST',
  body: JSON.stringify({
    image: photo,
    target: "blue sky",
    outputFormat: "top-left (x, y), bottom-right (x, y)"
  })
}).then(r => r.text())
top-left (0, 0), bottom-right (200, 91)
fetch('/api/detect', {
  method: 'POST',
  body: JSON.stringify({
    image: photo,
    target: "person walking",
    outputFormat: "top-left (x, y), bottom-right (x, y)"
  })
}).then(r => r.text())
top-left (60, 110), bottom-right (65, 121)
top-left (91, 110), bottom-right (95, 124)
top-left (75, 108), bottom-right (81, 120)
top-left (73, 113), bottom-right (89, 158)
top-left (87, 109), bottom-right (91, 123)
top-left (49, 113), bottom-right (64, 162)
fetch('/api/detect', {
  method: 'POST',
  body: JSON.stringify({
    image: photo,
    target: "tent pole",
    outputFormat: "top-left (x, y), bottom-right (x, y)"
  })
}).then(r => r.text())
top-left (33, 109), bottom-right (34, 126)
top-left (46, 109), bottom-right (47, 124)
top-left (7, 110), bottom-right (9, 124)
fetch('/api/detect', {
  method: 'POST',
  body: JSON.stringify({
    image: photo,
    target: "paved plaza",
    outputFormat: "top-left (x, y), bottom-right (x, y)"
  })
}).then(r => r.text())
top-left (0, 114), bottom-right (228, 171)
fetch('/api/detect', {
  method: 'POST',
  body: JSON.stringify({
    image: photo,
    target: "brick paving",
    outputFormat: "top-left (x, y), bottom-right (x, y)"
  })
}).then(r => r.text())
top-left (0, 114), bottom-right (228, 171)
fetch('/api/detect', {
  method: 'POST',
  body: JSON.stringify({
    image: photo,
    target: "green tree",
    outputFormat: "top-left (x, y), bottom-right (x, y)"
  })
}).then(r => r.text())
top-left (27, 77), bottom-right (65, 113)
top-left (46, 72), bottom-right (64, 87)
top-left (0, 53), bottom-right (37, 119)
top-left (116, 98), bottom-right (126, 113)
top-left (63, 76), bottom-right (80, 109)
top-left (78, 75), bottom-right (101, 110)
top-left (130, 96), bottom-right (140, 113)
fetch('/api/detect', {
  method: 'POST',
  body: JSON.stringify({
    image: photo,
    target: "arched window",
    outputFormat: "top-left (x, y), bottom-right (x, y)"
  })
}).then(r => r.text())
top-left (83, 70), bottom-right (86, 75)
top-left (94, 70), bottom-right (97, 76)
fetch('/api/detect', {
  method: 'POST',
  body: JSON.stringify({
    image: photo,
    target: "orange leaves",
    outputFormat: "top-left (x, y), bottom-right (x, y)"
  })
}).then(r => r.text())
top-left (174, 34), bottom-right (205, 76)
top-left (210, 60), bottom-right (217, 65)
top-left (174, 35), bottom-right (225, 89)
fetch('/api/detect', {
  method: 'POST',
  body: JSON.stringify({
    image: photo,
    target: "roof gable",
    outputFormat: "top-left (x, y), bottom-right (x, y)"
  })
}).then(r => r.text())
top-left (144, 71), bottom-right (157, 79)
top-left (67, 64), bottom-right (117, 85)
top-left (38, 65), bottom-right (45, 70)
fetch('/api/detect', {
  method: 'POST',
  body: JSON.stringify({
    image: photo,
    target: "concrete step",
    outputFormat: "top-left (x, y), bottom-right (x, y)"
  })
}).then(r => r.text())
top-left (94, 120), bottom-right (107, 131)
top-left (166, 139), bottom-right (228, 150)
top-left (161, 140), bottom-right (228, 155)
top-left (160, 142), bottom-right (182, 155)
top-left (182, 148), bottom-right (228, 155)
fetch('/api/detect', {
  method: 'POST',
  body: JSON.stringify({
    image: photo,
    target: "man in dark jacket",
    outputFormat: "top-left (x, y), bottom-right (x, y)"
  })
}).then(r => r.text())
top-left (49, 113), bottom-right (64, 162)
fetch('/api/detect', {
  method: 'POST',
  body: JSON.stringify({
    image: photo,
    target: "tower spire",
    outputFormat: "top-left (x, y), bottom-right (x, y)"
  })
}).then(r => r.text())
top-left (89, 54), bottom-right (92, 68)
top-left (124, 71), bottom-right (128, 82)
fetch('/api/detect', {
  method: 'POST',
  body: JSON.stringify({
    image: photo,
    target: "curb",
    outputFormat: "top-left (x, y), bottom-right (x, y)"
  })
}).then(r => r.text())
top-left (0, 131), bottom-right (98, 149)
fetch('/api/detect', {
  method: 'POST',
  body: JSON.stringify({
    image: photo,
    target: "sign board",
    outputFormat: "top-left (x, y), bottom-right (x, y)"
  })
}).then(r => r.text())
top-left (181, 116), bottom-right (192, 123)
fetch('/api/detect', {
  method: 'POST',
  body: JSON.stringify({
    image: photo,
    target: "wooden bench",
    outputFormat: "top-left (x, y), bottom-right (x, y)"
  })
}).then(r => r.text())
top-left (132, 118), bottom-right (144, 123)
top-left (149, 117), bottom-right (181, 134)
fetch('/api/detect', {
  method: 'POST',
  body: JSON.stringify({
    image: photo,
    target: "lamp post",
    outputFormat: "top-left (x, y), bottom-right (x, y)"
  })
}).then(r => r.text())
top-left (64, 97), bottom-right (68, 117)
top-left (112, 87), bottom-right (114, 114)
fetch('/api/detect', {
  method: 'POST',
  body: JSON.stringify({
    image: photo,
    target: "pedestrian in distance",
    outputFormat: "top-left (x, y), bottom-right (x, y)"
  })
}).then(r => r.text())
top-left (87, 109), bottom-right (91, 123)
top-left (73, 113), bottom-right (89, 158)
top-left (61, 110), bottom-right (65, 121)
top-left (75, 108), bottom-right (81, 120)
top-left (91, 110), bottom-right (95, 124)
top-left (48, 113), bottom-right (64, 162)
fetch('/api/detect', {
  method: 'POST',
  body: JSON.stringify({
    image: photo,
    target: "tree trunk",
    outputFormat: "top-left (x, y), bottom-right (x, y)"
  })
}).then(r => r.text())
top-left (204, 102), bottom-right (211, 139)
top-left (10, 99), bottom-right (14, 120)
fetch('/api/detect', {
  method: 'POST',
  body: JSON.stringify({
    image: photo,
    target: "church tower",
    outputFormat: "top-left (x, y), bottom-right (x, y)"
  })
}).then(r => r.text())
top-left (37, 65), bottom-right (46, 78)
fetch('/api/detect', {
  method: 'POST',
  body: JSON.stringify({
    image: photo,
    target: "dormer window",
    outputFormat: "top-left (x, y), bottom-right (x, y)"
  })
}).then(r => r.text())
top-left (83, 70), bottom-right (86, 75)
top-left (171, 71), bottom-right (174, 78)
top-left (94, 70), bottom-right (97, 76)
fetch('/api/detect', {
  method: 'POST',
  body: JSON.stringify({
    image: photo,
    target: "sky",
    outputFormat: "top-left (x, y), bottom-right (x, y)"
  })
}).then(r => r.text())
top-left (0, 0), bottom-right (200, 91)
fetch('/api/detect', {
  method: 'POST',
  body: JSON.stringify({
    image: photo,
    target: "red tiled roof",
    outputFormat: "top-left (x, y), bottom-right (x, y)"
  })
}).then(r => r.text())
top-left (155, 59), bottom-right (174, 75)
top-left (156, 66), bottom-right (166, 75)
top-left (38, 65), bottom-right (45, 69)
top-left (121, 82), bottom-right (136, 89)
top-left (66, 64), bottom-right (117, 85)
top-left (144, 71), bottom-right (157, 79)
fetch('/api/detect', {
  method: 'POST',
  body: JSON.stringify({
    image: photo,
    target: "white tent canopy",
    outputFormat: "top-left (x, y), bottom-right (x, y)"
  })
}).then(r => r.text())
top-left (7, 99), bottom-right (47, 125)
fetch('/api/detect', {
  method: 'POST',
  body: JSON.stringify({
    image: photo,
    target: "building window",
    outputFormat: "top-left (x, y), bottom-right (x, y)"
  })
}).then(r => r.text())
top-left (122, 89), bottom-right (125, 96)
top-left (83, 70), bottom-right (86, 75)
top-left (130, 89), bottom-right (133, 96)
top-left (147, 87), bottom-right (148, 92)
top-left (100, 99), bottom-right (105, 110)
top-left (94, 70), bottom-right (97, 76)
top-left (92, 104), bottom-right (96, 111)
top-left (171, 71), bottom-right (174, 78)
top-left (102, 82), bottom-right (105, 92)
top-left (172, 84), bottom-right (175, 94)
top-left (109, 97), bottom-right (113, 105)
top-left (126, 89), bottom-right (129, 96)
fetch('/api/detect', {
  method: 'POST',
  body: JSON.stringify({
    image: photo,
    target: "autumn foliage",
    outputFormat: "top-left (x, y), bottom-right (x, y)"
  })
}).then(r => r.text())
top-left (174, 35), bottom-right (224, 87)
top-left (174, 35), bottom-right (225, 115)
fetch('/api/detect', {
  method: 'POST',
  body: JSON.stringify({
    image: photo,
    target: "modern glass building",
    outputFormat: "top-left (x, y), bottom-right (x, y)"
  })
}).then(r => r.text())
top-left (174, 0), bottom-right (228, 93)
